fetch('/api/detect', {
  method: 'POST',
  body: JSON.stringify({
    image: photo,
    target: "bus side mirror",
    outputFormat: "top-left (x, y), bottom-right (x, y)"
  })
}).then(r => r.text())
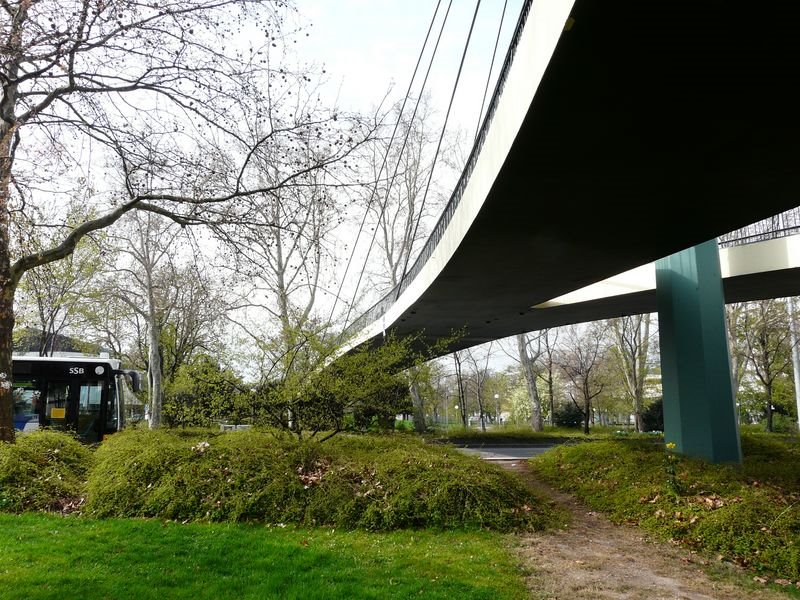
top-left (126, 370), bottom-right (142, 393)
top-left (115, 369), bottom-right (142, 392)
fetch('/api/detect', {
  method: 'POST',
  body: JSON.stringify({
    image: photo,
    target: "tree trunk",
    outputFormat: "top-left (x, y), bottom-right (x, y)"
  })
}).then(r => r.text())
top-left (726, 305), bottom-right (745, 401)
top-left (0, 135), bottom-right (16, 441)
top-left (147, 309), bottom-right (163, 429)
top-left (0, 0), bottom-right (27, 441)
top-left (0, 285), bottom-right (15, 442)
top-left (409, 375), bottom-right (426, 433)
top-left (476, 388), bottom-right (486, 432)
top-left (454, 353), bottom-right (467, 428)
top-left (634, 314), bottom-right (651, 432)
top-left (765, 382), bottom-right (773, 432)
top-left (789, 296), bottom-right (800, 432)
top-left (583, 397), bottom-right (591, 435)
top-left (517, 334), bottom-right (543, 431)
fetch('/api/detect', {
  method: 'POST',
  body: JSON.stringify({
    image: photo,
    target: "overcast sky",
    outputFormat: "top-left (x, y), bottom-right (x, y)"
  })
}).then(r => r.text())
top-left (297, 0), bottom-right (526, 135)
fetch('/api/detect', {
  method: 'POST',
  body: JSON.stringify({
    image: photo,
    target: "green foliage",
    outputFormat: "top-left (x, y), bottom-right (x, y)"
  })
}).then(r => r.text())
top-left (531, 434), bottom-right (800, 580)
top-left (739, 376), bottom-right (798, 429)
top-left (255, 330), bottom-right (454, 439)
top-left (506, 380), bottom-right (532, 425)
top-left (163, 354), bottom-right (249, 427)
top-left (87, 429), bottom-right (563, 531)
top-left (0, 513), bottom-right (529, 600)
top-left (640, 397), bottom-right (664, 432)
top-left (312, 435), bottom-right (562, 531)
top-left (392, 419), bottom-right (415, 432)
top-left (662, 442), bottom-right (683, 498)
top-left (13, 211), bottom-right (106, 356)
top-left (762, 412), bottom-right (799, 434)
top-left (86, 428), bottom-right (305, 523)
top-left (0, 430), bottom-right (94, 513)
top-left (552, 402), bottom-right (584, 429)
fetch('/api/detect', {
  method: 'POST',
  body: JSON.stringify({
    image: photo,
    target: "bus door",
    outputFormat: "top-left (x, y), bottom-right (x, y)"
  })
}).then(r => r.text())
top-left (44, 370), bottom-right (107, 443)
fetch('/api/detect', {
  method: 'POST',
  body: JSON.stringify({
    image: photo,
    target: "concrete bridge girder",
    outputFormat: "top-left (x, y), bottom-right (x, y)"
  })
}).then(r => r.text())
top-left (348, 0), bottom-right (800, 462)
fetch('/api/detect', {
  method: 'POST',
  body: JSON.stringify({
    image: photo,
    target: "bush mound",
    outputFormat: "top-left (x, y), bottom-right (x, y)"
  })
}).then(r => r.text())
top-left (87, 429), bottom-right (560, 531)
top-left (0, 430), bottom-right (94, 513)
top-left (531, 435), bottom-right (800, 580)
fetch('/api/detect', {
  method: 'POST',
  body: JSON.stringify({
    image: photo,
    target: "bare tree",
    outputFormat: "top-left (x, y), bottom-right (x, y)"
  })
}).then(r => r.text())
top-left (608, 314), bottom-right (652, 431)
top-left (725, 303), bottom-right (750, 401)
top-left (159, 265), bottom-right (227, 384)
top-left (558, 323), bottom-right (608, 435)
top-left (103, 212), bottom-right (184, 427)
top-left (464, 342), bottom-right (494, 432)
top-left (515, 333), bottom-right (544, 431)
top-left (361, 96), bottom-right (449, 293)
top-left (452, 350), bottom-right (468, 428)
top-left (349, 97), bottom-right (456, 432)
top-left (538, 328), bottom-right (560, 426)
top-left (225, 164), bottom-right (337, 366)
top-left (0, 0), bottom-right (374, 440)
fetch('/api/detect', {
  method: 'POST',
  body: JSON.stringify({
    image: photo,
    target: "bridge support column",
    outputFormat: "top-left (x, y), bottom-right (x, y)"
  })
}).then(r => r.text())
top-left (655, 240), bottom-right (742, 464)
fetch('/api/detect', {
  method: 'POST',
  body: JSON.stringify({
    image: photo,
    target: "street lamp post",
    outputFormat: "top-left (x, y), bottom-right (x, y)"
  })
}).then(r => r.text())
top-left (494, 393), bottom-right (500, 428)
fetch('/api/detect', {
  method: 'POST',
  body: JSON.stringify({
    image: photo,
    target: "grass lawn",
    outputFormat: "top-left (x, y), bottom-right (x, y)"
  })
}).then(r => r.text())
top-left (530, 435), bottom-right (800, 587)
top-left (0, 513), bottom-right (528, 600)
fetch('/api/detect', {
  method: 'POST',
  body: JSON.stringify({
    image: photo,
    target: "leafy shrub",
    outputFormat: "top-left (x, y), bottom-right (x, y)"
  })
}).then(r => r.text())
top-left (640, 398), bottom-right (663, 432)
top-left (393, 419), bottom-right (414, 432)
top-left (531, 434), bottom-right (800, 580)
top-left (163, 354), bottom-right (250, 428)
top-left (761, 413), bottom-right (799, 434)
top-left (0, 430), bottom-right (94, 513)
top-left (316, 435), bottom-right (560, 531)
top-left (87, 429), bottom-right (562, 531)
top-left (87, 428), bottom-right (307, 523)
top-left (553, 403), bottom-right (584, 428)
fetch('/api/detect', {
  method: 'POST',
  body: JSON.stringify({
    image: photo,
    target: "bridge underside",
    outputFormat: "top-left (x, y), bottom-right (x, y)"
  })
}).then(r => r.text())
top-left (524, 234), bottom-right (800, 333)
top-left (379, 0), bottom-right (799, 352)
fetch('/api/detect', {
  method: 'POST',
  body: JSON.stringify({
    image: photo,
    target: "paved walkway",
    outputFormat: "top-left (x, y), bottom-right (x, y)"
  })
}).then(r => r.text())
top-left (497, 460), bottom-right (789, 600)
top-left (456, 445), bottom-right (554, 460)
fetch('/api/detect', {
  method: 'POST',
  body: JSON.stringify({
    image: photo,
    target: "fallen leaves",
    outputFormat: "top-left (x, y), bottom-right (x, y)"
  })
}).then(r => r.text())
top-left (752, 576), bottom-right (799, 587)
top-left (700, 495), bottom-right (725, 509)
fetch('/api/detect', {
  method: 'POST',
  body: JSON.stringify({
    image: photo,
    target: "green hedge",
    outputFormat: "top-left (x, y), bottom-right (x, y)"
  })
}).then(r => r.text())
top-left (531, 435), bottom-right (800, 580)
top-left (87, 429), bottom-right (563, 531)
top-left (0, 430), bottom-right (94, 513)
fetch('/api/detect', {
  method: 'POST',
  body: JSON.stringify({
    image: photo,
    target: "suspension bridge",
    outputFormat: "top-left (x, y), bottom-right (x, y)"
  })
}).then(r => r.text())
top-left (340, 0), bottom-right (800, 463)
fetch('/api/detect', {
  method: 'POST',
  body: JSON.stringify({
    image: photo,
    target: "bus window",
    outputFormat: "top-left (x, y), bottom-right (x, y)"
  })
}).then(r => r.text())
top-left (46, 383), bottom-right (70, 424)
top-left (79, 383), bottom-right (103, 442)
top-left (12, 383), bottom-right (40, 432)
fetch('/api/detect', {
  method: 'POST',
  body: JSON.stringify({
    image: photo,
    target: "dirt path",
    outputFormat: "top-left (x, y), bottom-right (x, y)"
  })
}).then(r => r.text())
top-left (497, 460), bottom-right (789, 600)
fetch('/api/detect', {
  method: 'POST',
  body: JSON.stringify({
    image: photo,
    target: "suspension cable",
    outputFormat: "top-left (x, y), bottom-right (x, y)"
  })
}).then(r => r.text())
top-left (475, 0), bottom-right (507, 142)
top-left (327, 0), bottom-right (444, 328)
top-left (340, 0), bottom-right (455, 332)
top-left (395, 0), bottom-right (483, 302)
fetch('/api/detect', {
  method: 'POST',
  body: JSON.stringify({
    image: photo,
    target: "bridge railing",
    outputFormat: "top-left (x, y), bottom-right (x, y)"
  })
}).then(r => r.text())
top-left (344, 0), bottom-right (535, 338)
top-left (718, 206), bottom-right (800, 248)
